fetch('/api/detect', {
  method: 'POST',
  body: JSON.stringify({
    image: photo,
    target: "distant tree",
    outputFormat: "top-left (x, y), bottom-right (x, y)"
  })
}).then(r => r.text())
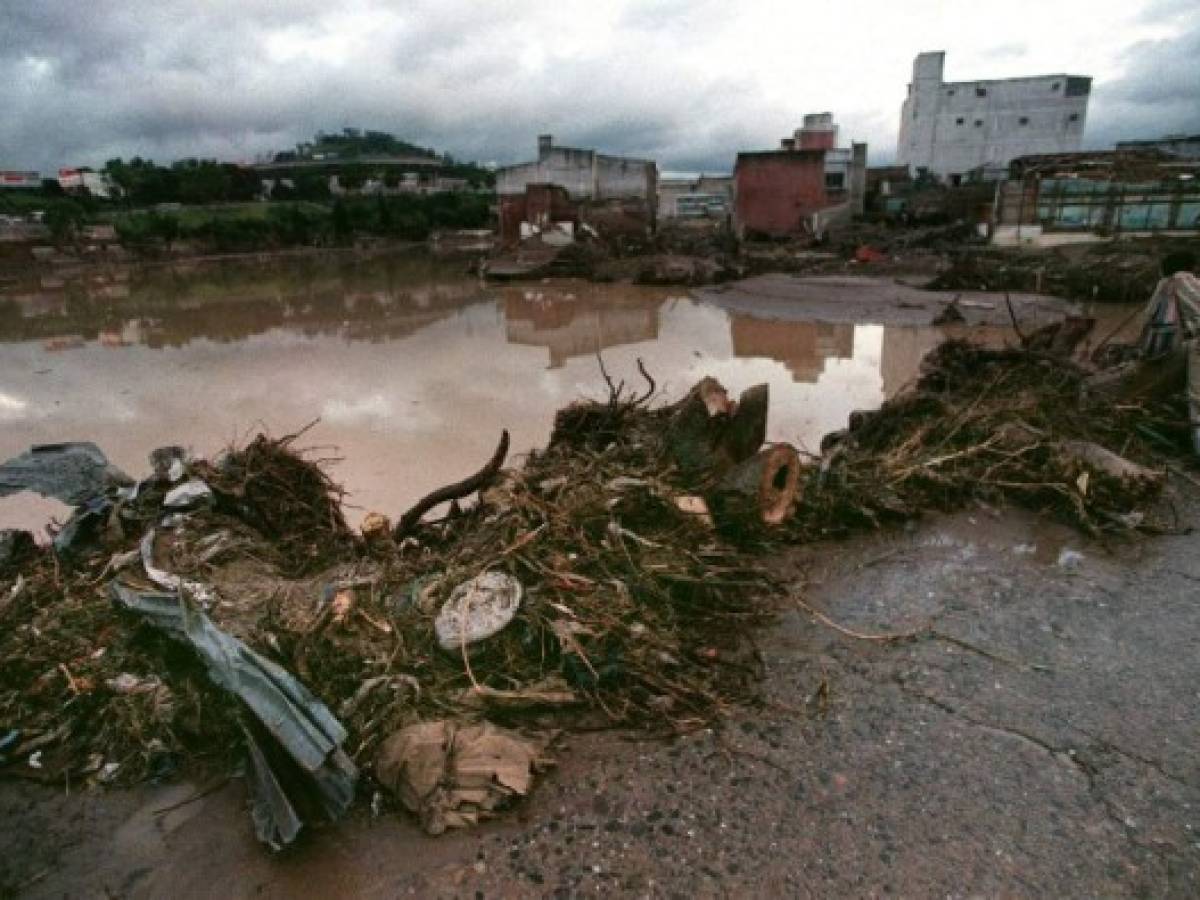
top-left (376, 195), bottom-right (394, 233)
top-left (331, 199), bottom-right (352, 242)
top-left (291, 173), bottom-right (330, 202)
top-left (43, 200), bottom-right (85, 244)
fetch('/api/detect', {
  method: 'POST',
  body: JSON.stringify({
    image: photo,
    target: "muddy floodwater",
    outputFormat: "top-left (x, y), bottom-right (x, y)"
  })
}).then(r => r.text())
top-left (0, 252), bottom-right (1135, 535)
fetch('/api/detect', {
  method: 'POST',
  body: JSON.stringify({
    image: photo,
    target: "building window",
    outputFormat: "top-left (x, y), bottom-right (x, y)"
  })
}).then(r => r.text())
top-left (1068, 113), bottom-right (1080, 122)
top-left (974, 119), bottom-right (984, 127)
top-left (1052, 82), bottom-right (1060, 90)
top-left (1019, 117), bottom-right (1029, 126)
top-left (956, 117), bottom-right (965, 126)
top-left (947, 89), bottom-right (956, 96)
top-left (975, 86), bottom-right (987, 97)
top-left (825, 172), bottom-right (845, 190)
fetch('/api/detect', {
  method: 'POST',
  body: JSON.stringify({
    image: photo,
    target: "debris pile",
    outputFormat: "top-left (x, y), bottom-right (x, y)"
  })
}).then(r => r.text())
top-left (797, 337), bottom-right (1184, 538)
top-left (0, 386), bottom-right (779, 844)
top-left (0, 326), bottom-right (1193, 846)
top-left (928, 238), bottom-right (1200, 305)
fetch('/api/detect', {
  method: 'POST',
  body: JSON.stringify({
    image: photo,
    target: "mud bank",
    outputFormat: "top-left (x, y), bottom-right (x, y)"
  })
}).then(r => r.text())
top-left (695, 274), bottom-right (1079, 328)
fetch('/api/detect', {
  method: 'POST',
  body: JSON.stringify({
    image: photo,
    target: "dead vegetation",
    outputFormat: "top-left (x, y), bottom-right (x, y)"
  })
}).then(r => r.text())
top-left (792, 339), bottom-right (1186, 540)
top-left (929, 237), bottom-right (1200, 305)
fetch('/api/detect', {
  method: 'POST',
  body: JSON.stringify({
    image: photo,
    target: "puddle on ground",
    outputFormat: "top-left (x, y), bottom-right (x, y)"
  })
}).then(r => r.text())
top-left (0, 252), bottom-right (1141, 533)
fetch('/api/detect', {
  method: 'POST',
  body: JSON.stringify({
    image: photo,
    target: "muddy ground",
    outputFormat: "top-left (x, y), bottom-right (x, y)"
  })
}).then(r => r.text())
top-left (3, 484), bottom-right (1198, 898)
top-left (694, 274), bottom-right (1077, 328)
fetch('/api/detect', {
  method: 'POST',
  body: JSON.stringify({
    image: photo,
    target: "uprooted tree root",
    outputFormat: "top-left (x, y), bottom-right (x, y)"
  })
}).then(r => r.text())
top-left (0, 338), bottom-right (1193, 792)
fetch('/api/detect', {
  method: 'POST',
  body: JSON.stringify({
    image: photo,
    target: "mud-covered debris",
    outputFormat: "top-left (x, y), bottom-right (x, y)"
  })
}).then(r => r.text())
top-left (149, 445), bottom-right (189, 483)
top-left (360, 511), bottom-right (391, 541)
top-left (374, 720), bottom-right (553, 835)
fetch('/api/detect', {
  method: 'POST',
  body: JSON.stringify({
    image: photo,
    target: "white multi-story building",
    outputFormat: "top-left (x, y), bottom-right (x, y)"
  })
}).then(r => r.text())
top-left (897, 51), bottom-right (1090, 182)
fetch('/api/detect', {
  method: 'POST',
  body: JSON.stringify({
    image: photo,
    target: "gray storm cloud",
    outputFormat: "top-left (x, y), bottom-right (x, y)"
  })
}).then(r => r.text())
top-left (1, 0), bottom-right (1196, 174)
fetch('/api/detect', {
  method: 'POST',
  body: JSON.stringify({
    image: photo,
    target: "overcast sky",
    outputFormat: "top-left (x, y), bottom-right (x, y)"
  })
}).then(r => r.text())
top-left (2, 0), bottom-right (1197, 174)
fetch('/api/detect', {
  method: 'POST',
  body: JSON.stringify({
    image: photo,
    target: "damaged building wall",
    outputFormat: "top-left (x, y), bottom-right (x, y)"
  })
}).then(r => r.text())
top-left (495, 135), bottom-right (658, 243)
top-left (498, 183), bottom-right (576, 245)
top-left (658, 175), bottom-right (733, 219)
top-left (898, 51), bottom-right (1090, 182)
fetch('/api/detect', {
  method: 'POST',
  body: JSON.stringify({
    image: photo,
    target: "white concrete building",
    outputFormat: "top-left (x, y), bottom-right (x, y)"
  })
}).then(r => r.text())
top-left (897, 51), bottom-right (1090, 182)
top-left (495, 135), bottom-right (657, 206)
top-left (57, 168), bottom-right (115, 199)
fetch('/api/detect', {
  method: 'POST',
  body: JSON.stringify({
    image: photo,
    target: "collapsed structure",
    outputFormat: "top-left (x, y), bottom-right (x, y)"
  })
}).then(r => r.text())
top-left (733, 113), bottom-right (867, 239)
top-left (898, 51), bottom-right (1091, 183)
top-left (658, 175), bottom-right (733, 220)
top-left (992, 148), bottom-right (1200, 245)
top-left (495, 135), bottom-right (658, 245)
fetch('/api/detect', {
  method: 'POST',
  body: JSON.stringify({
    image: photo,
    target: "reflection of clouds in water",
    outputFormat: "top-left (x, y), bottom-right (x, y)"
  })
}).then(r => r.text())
top-left (0, 390), bottom-right (31, 422)
top-left (322, 394), bottom-right (392, 425)
top-left (0, 289), bottom-right (908, 524)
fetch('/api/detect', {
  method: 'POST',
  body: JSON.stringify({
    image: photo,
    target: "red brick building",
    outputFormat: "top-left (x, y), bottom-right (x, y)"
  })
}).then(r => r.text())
top-left (733, 113), bottom-right (868, 239)
top-left (733, 150), bottom-right (829, 238)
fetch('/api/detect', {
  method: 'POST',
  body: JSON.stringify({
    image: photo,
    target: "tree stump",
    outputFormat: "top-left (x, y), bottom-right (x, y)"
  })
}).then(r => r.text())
top-left (707, 443), bottom-right (802, 529)
top-left (664, 378), bottom-right (769, 477)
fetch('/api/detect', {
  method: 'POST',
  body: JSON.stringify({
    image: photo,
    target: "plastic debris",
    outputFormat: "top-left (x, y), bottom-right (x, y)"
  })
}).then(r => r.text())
top-left (163, 479), bottom-right (213, 509)
top-left (374, 720), bottom-right (553, 835)
top-left (434, 571), bottom-right (522, 652)
top-left (0, 442), bottom-right (132, 506)
top-left (1057, 548), bottom-right (1085, 570)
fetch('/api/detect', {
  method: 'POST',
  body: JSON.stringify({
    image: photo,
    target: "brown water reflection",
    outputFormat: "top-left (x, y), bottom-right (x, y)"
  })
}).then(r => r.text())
top-left (0, 254), bottom-right (1138, 535)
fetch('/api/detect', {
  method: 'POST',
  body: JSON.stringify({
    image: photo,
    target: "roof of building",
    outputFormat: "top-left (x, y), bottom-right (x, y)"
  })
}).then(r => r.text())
top-left (735, 149), bottom-right (826, 166)
top-left (1009, 149), bottom-right (1200, 181)
top-left (496, 146), bottom-right (655, 175)
top-left (938, 73), bottom-right (1090, 87)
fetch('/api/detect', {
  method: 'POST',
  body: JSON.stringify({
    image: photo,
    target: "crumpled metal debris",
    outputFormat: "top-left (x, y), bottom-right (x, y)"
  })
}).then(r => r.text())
top-left (110, 581), bottom-right (358, 849)
top-left (0, 442), bottom-right (131, 506)
top-left (374, 720), bottom-right (552, 835)
top-left (434, 571), bottom-right (522, 652)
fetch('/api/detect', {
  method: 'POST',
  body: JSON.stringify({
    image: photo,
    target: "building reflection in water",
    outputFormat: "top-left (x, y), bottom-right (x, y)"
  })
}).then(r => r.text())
top-left (504, 286), bottom-right (663, 368)
top-left (0, 254), bottom-right (485, 349)
top-left (728, 315), bottom-right (855, 383)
